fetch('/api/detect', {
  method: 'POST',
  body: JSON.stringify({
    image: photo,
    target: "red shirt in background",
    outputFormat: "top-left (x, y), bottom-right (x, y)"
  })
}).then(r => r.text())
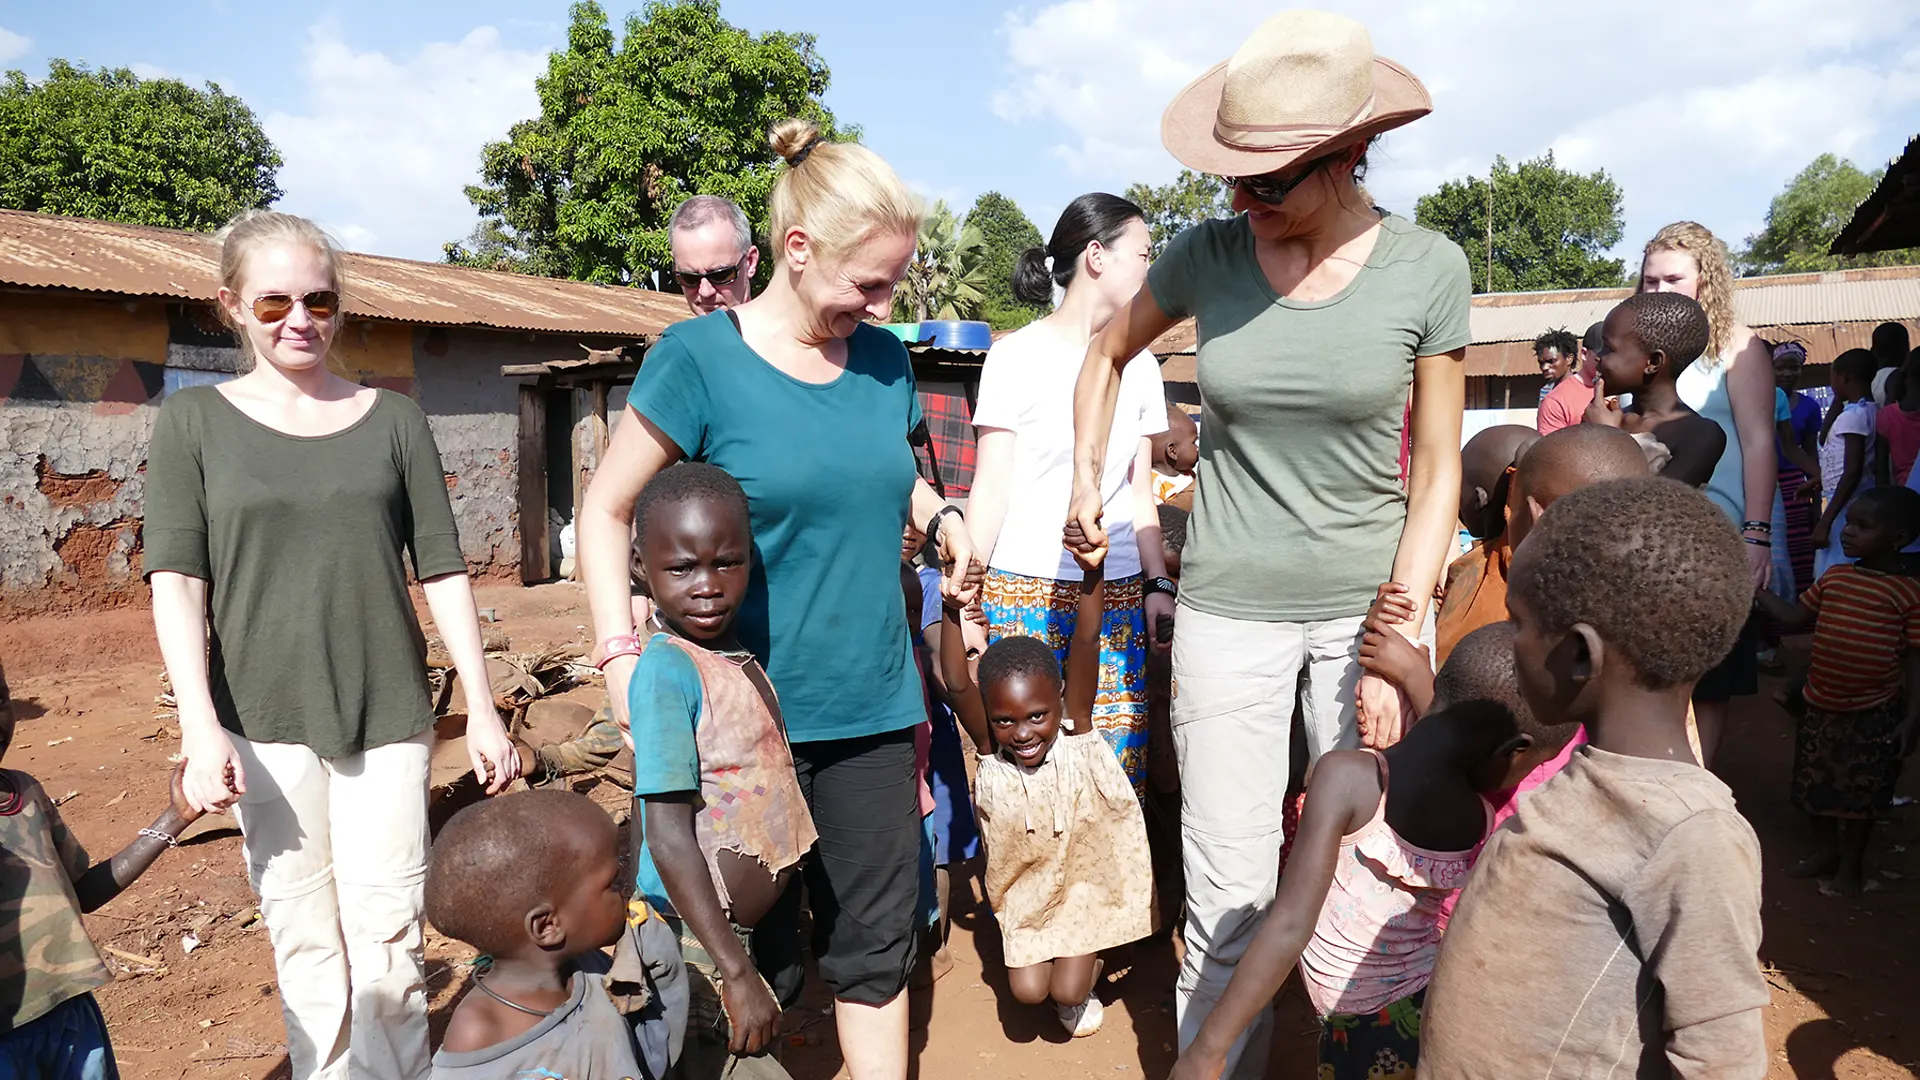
top-left (1882, 403), bottom-right (1920, 486)
top-left (1536, 373), bottom-right (1597, 435)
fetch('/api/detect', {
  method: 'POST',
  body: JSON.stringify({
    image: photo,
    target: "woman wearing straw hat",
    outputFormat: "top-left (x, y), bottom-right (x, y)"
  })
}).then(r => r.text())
top-left (1068, 13), bottom-right (1470, 1077)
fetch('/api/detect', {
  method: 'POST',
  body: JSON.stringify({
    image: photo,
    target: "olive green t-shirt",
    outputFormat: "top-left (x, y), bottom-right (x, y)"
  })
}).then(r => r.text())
top-left (142, 387), bottom-right (466, 757)
top-left (1148, 212), bottom-right (1472, 622)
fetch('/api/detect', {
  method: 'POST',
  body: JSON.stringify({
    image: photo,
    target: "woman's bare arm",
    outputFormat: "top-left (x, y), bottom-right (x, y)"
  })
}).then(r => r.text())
top-left (1726, 331), bottom-right (1781, 586)
top-left (421, 572), bottom-right (519, 792)
top-left (578, 410), bottom-right (683, 730)
top-left (965, 429), bottom-right (1016, 567)
top-left (1070, 290), bottom-right (1179, 554)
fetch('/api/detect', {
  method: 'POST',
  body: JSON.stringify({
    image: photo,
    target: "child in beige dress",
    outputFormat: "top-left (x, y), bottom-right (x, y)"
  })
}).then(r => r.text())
top-left (940, 557), bottom-right (1153, 1039)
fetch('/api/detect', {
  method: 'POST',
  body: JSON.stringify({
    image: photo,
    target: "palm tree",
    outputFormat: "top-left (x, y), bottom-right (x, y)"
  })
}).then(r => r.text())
top-left (895, 200), bottom-right (991, 323)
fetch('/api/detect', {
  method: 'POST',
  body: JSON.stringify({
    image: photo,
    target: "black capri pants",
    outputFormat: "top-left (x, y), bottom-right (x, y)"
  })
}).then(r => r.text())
top-left (752, 726), bottom-right (920, 1006)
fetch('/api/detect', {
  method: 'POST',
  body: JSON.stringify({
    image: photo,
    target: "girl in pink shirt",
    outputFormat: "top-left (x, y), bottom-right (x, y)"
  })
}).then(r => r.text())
top-left (1171, 623), bottom-right (1569, 1080)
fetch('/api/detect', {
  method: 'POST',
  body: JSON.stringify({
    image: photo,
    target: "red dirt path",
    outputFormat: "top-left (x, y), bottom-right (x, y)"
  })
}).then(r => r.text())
top-left (3, 584), bottom-right (1914, 1079)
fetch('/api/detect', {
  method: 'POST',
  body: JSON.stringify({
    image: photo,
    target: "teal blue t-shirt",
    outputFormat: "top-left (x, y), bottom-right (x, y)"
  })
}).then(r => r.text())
top-left (627, 313), bottom-right (924, 743)
top-left (627, 634), bottom-right (704, 913)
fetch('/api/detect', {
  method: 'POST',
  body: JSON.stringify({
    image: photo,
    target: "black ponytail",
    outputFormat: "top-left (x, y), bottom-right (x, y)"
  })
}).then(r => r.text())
top-left (1011, 192), bottom-right (1144, 306)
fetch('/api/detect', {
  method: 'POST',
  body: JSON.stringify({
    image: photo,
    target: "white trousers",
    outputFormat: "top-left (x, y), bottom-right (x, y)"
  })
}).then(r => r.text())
top-left (231, 730), bottom-right (433, 1080)
top-left (1170, 606), bottom-right (1367, 1080)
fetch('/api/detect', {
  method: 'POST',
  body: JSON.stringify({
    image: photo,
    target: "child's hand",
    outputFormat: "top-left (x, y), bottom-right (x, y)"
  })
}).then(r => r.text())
top-left (720, 972), bottom-right (781, 1055)
top-left (944, 559), bottom-right (986, 610)
top-left (1065, 519), bottom-right (1108, 569)
top-left (168, 759), bottom-right (205, 825)
top-left (1583, 375), bottom-right (1624, 428)
top-left (1147, 591), bottom-right (1176, 652)
top-left (1811, 517), bottom-right (1831, 550)
top-left (1358, 628), bottom-right (1430, 691)
top-left (1364, 582), bottom-right (1417, 630)
top-left (963, 597), bottom-right (990, 628)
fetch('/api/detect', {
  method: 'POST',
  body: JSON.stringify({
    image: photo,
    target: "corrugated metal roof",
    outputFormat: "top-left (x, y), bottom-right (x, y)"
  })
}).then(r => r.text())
top-left (0, 208), bottom-right (690, 337)
top-left (1468, 265), bottom-right (1920, 344)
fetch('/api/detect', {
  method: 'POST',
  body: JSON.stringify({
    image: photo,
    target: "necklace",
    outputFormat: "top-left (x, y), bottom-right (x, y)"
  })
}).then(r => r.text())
top-left (472, 974), bottom-right (557, 1018)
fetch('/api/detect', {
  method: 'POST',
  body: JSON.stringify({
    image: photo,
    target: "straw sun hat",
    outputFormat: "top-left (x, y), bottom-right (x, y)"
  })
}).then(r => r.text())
top-left (1162, 10), bottom-right (1432, 178)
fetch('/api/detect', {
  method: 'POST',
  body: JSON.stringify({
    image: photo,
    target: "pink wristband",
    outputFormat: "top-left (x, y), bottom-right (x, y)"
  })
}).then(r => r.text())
top-left (596, 634), bottom-right (645, 670)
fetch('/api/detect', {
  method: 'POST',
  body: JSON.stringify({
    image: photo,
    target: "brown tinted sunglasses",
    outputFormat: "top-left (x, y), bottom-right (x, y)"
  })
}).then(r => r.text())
top-left (249, 290), bottom-right (341, 323)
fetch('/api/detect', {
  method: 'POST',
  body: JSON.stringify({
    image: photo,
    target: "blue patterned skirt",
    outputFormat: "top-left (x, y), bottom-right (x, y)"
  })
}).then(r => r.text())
top-left (981, 568), bottom-right (1149, 794)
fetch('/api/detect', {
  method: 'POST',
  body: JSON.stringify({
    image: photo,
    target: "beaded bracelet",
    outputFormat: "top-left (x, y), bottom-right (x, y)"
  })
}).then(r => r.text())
top-left (1741, 520), bottom-right (1772, 533)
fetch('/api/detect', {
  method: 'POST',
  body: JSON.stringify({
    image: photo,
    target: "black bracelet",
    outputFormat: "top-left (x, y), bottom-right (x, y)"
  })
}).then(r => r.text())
top-left (1742, 536), bottom-right (1772, 548)
top-left (926, 505), bottom-right (963, 546)
top-left (1741, 520), bottom-right (1772, 533)
top-left (1145, 576), bottom-right (1178, 599)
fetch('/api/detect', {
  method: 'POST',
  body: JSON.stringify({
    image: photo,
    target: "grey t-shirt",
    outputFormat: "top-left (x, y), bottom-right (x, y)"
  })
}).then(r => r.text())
top-left (142, 388), bottom-right (466, 757)
top-left (1147, 212), bottom-right (1472, 622)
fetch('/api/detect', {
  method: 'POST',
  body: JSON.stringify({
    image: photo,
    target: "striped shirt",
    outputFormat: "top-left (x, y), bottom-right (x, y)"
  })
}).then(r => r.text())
top-left (1801, 564), bottom-right (1920, 712)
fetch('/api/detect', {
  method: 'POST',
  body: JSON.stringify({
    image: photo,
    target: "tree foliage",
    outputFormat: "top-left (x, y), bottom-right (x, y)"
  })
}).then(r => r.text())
top-left (1413, 151), bottom-right (1624, 293)
top-left (894, 200), bottom-right (989, 323)
top-left (967, 191), bottom-right (1044, 329)
top-left (0, 60), bottom-right (281, 231)
top-left (447, 0), bottom-right (845, 284)
top-left (1738, 153), bottom-right (1920, 274)
top-left (1124, 170), bottom-right (1233, 257)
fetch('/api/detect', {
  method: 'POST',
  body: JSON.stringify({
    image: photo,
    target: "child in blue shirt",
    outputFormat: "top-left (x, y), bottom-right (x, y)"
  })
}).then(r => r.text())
top-left (627, 463), bottom-right (816, 1080)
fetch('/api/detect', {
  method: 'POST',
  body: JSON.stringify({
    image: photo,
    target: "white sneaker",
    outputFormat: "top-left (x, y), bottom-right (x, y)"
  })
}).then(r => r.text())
top-left (1056, 990), bottom-right (1104, 1037)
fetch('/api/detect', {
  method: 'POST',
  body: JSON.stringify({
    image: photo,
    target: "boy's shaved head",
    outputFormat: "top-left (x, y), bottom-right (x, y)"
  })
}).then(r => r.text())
top-left (1460, 425), bottom-right (1540, 538)
top-left (426, 790), bottom-right (615, 956)
top-left (1517, 425), bottom-right (1654, 509)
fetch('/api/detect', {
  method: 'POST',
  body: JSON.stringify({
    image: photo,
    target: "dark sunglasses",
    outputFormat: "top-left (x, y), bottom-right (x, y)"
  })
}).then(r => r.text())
top-left (674, 257), bottom-right (746, 291)
top-left (1225, 156), bottom-right (1328, 206)
top-left (249, 290), bottom-right (340, 323)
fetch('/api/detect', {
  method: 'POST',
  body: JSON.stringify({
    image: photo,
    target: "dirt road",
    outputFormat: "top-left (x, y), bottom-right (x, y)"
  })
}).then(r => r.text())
top-left (3, 583), bottom-right (1913, 1079)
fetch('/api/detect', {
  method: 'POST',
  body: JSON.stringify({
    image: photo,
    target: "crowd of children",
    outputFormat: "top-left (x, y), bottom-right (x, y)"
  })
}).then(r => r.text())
top-left (9, 294), bottom-right (1920, 1080)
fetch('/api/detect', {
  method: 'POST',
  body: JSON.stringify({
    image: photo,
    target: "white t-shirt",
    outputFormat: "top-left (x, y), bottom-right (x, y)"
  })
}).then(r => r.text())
top-left (972, 323), bottom-right (1167, 580)
top-left (1820, 399), bottom-right (1877, 501)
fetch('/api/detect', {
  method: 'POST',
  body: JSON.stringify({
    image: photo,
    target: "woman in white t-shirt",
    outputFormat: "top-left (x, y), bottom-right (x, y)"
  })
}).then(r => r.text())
top-left (966, 193), bottom-right (1170, 793)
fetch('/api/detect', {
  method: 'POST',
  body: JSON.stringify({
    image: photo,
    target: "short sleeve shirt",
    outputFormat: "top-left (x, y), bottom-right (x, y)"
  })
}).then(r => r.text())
top-left (1798, 564), bottom-right (1920, 711)
top-left (627, 314), bottom-right (924, 743)
top-left (1819, 400), bottom-right (1878, 501)
top-left (142, 389), bottom-right (465, 757)
top-left (627, 636), bottom-right (705, 913)
top-left (1147, 212), bottom-right (1473, 621)
top-left (0, 771), bottom-right (110, 1033)
top-left (972, 325), bottom-right (1168, 579)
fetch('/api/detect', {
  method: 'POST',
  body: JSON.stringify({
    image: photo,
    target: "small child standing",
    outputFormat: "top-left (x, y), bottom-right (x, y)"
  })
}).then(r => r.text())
top-left (426, 790), bottom-right (682, 1080)
top-left (1172, 623), bottom-right (1560, 1080)
top-left (1150, 404), bottom-right (1199, 509)
top-left (624, 463), bottom-right (815, 1080)
top-left (1583, 291), bottom-right (1727, 487)
top-left (1421, 478), bottom-right (1767, 1078)
top-left (1431, 424), bottom-right (1537, 666)
top-left (1756, 484), bottom-right (1920, 896)
top-left (0, 679), bottom-right (205, 1080)
top-left (941, 558), bottom-right (1153, 1038)
top-left (1816, 349), bottom-right (1883, 578)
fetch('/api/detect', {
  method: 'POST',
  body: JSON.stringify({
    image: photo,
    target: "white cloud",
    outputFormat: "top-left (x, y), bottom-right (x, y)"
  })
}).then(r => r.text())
top-left (0, 26), bottom-right (30, 67)
top-left (263, 23), bottom-right (548, 261)
top-left (995, 0), bottom-right (1920, 260)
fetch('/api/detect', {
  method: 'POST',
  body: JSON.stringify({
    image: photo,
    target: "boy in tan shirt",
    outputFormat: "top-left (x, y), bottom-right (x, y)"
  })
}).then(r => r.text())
top-left (1420, 477), bottom-right (1768, 1079)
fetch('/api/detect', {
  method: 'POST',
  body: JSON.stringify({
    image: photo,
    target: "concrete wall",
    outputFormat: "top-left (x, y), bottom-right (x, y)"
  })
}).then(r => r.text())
top-left (0, 293), bottom-right (168, 613)
top-left (412, 327), bottom-right (541, 581)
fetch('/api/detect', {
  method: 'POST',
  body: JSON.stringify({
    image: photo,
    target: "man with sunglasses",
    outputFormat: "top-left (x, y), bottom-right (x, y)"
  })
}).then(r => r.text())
top-left (669, 195), bottom-right (759, 316)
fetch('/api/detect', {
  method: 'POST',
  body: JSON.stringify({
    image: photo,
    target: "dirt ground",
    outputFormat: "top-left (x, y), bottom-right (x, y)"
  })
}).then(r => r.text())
top-left (3, 582), bottom-right (1916, 1080)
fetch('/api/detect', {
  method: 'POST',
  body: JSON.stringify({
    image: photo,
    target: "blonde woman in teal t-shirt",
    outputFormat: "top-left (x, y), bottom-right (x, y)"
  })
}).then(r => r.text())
top-left (1067, 15), bottom-right (1469, 1080)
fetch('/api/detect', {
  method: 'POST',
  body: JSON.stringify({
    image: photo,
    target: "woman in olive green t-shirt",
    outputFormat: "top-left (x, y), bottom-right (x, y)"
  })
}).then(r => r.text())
top-left (144, 211), bottom-right (519, 1080)
top-left (1067, 15), bottom-right (1470, 1080)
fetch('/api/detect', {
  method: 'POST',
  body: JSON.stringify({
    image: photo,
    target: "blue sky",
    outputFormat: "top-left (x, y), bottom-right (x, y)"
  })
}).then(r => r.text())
top-left (7, 2), bottom-right (1920, 273)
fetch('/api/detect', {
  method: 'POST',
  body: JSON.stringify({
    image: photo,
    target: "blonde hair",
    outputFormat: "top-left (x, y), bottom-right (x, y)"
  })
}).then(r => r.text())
top-left (766, 119), bottom-right (919, 262)
top-left (213, 210), bottom-right (345, 340)
top-left (1641, 221), bottom-right (1734, 364)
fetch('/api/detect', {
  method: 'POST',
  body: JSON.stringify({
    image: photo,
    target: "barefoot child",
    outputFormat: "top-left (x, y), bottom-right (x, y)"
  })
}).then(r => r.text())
top-left (426, 790), bottom-right (683, 1080)
top-left (942, 558), bottom-right (1153, 1038)
top-left (1754, 484), bottom-right (1920, 896)
top-left (1173, 623), bottom-right (1561, 1080)
top-left (626, 463), bottom-right (816, 1080)
top-left (0, 685), bottom-right (204, 1080)
top-left (1421, 478), bottom-right (1767, 1078)
top-left (1583, 291), bottom-right (1727, 487)
top-left (1150, 405), bottom-right (1199, 510)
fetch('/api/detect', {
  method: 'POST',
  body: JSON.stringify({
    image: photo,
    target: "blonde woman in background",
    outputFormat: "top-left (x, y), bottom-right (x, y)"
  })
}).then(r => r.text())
top-left (145, 211), bottom-right (518, 1080)
top-left (577, 120), bottom-right (978, 1080)
top-left (1640, 221), bottom-right (1778, 768)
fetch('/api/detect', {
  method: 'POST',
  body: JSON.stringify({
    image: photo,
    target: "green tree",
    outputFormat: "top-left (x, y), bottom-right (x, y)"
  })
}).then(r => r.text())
top-left (0, 60), bottom-right (280, 231)
top-left (447, 0), bottom-right (845, 284)
top-left (1738, 153), bottom-right (1920, 274)
top-left (1124, 169), bottom-right (1233, 257)
top-left (895, 200), bottom-right (989, 323)
top-left (967, 191), bottom-right (1045, 329)
top-left (1414, 151), bottom-right (1624, 293)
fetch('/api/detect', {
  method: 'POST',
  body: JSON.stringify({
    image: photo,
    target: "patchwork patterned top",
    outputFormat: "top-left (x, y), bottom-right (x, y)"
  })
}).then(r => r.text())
top-left (0, 769), bottom-right (110, 1032)
top-left (628, 634), bottom-right (817, 917)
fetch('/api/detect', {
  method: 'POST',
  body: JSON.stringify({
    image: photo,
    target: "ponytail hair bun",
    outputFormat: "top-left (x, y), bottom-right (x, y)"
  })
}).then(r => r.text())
top-left (1011, 247), bottom-right (1054, 306)
top-left (764, 118), bottom-right (919, 262)
top-left (769, 118), bottom-right (822, 167)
